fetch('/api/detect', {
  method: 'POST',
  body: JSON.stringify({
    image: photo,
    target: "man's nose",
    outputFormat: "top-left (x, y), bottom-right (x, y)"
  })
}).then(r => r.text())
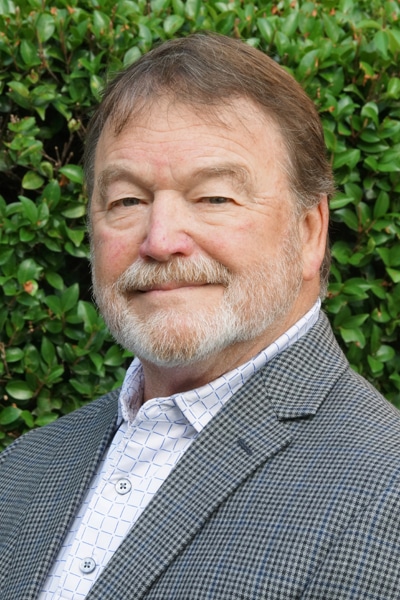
top-left (138, 195), bottom-right (195, 262)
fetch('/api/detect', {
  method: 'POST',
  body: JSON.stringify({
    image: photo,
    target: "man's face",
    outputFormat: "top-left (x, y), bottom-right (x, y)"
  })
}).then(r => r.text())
top-left (90, 98), bottom-right (309, 368)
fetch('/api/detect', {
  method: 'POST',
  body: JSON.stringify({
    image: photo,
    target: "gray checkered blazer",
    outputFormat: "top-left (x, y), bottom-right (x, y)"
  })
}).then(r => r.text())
top-left (1, 312), bottom-right (400, 599)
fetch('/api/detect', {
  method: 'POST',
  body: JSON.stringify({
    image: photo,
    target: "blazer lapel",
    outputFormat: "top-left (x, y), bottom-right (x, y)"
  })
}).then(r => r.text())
top-left (87, 313), bottom-right (347, 600)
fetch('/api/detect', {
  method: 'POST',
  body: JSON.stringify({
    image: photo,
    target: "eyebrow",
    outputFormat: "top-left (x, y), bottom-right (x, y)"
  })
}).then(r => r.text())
top-left (95, 162), bottom-right (254, 204)
top-left (189, 164), bottom-right (254, 196)
top-left (96, 166), bottom-right (138, 204)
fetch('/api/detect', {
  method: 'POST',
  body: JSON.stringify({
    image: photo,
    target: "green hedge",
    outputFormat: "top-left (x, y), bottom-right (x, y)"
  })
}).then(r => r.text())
top-left (1, 0), bottom-right (400, 449)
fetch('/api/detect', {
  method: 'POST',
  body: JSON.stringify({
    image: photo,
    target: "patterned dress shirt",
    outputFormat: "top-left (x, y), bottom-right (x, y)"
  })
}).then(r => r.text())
top-left (39, 300), bottom-right (320, 599)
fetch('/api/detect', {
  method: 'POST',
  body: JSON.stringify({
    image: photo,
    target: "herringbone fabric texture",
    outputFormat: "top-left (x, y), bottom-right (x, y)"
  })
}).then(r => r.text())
top-left (1, 312), bottom-right (400, 599)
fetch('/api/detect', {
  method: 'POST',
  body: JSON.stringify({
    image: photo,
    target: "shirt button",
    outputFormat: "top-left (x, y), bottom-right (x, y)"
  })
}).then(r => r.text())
top-left (80, 557), bottom-right (96, 574)
top-left (115, 478), bottom-right (132, 495)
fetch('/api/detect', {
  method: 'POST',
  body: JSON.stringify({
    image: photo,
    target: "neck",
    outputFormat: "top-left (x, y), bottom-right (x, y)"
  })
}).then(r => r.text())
top-left (139, 294), bottom-right (319, 401)
top-left (140, 344), bottom-right (252, 400)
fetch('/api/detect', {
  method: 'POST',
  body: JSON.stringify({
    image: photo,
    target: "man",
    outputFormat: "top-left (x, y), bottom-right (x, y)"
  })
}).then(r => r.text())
top-left (1, 32), bottom-right (400, 599)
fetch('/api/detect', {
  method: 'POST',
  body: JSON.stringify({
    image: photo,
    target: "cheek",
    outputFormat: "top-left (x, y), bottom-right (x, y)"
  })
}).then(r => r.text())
top-left (92, 230), bottom-right (138, 283)
top-left (204, 224), bottom-right (256, 272)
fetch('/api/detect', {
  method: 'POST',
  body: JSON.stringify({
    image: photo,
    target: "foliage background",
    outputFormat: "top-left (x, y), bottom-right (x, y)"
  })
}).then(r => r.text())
top-left (1, 0), bottom-right (399, 448)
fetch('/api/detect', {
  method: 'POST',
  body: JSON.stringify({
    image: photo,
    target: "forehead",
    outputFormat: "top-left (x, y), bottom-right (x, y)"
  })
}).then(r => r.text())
top-left (112, 93), bottom-right (270, 127)
top-left (100, 95), bottom-right (285, 149)
top-left (94, 97), bottom-right (290, 190)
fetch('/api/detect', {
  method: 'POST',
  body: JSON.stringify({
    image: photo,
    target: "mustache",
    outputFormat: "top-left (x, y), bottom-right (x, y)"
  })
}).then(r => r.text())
top-left (114, 256), bottom-right (233, 293)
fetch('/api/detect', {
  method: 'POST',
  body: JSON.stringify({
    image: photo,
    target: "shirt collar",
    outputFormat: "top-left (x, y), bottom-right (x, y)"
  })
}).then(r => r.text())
top-left (118, 299), bottom-right (321, 432)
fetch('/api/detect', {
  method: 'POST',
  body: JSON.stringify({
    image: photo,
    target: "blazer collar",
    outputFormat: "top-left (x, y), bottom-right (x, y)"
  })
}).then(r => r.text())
top-left (265, 311), bottom-right (348, 420)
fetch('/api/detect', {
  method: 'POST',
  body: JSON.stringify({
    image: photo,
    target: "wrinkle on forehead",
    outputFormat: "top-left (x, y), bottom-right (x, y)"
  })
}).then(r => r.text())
top-left (109, 94), bottom-right (283, 142)
top-left (99, 96), bottom-right (290, 187)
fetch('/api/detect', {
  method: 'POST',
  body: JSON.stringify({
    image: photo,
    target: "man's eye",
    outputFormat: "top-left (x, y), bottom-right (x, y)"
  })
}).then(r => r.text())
top-left (206, 197), bottom-right (229, 204)
top-left (110, 197), bottom-right (140, 209)
top-left (121, 197), bottom-right (140, 206)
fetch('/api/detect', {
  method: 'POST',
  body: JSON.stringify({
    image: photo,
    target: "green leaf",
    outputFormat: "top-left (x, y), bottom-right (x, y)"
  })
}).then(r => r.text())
top-left (331, 240), bottom-right (352, 265)
top-left (59, 164), bottom-right (83, 184)
top-left (375, 345), bottom-right (396, 363)
top-left (46, 366), bottom-right (65, 384)
top-left (5, 347), bottom-right (24, 362)
top-left (45, 271), bottom-right (64, 290)
top-left (333, 149), bottom-right (361, 170)
top-left (340, 314), bottom-right (369, 329)
top-left (20, 39), bottom-right (41, 66)
top-left (185, 0), bottom-right (201, 19)
top-left (42, 180), bottom-right (61, 207)
top-left (8, 116), bottom-right (37, 133)
top-left (373, 191), bottom-right (389, 219)
top-left (19, 196), bottom-right (38, 223)
top-left (138, 24), bottom-right (153, 52)
top-left (387, 78), bottom-right (400, 100)
top-left (61, 204), bottom-right (86, 219)
top-left (373, 30), bottom-right (389, 59)
top-left (342, 279), bottom-right (370, 296)
top-left (0, 406), bottom-right (22, 425)
top-left (1, 0), bottom-right (400, 445)
top-left (281, 11), bottom-right (298, 38)
top-left (36, 13), bottom-right (56, 43)
top-left (35, 414), bottom-right (58, 427)
top-left (361, 102), bottom-right (379, 127)
top-left (104, 345), bottom-right (126, 366)
top-left (60, 284), bottom-right (80, 313)
top-left (90, 75), bottom-right (103, 102)
top-left (8, 81), bottom-right (30, 99)
top-left (66, 226), bottom-right (85, 247)
top-left (387, 268), bottom-right (400, 283)
top-left (41, 336), bottom-right (56, 366)
top-left (171, 0), bottom-right (185, 16)
top-left (334, 208), bottom-right (359, 231)
top-left (0, 0), bottom-right (16, 15)
top-left (78, 300), bottom-right (99, 332)
top-left (5, 380), bottom-right (34, 401)
top-left (322, 12), bottom-right (341, 43)
top-left (163, 14), bottom-right (185, 35)
top-left (367, 354), bottom-right (384, 375)
top-left (123, 46), bottom-right (142, 67)
top-left (151, 0), bottom-right (171, 13)
top-left (20, 410), bottom-right (34, 428)
top-left (339, 327), bottom-right (366, 347)
top-left (22, 171), bottom-right (44, 190)
top-left (297, 49), bottom-right (319, 79)
top-left (257, 17), bottom-right (274, 42)
top-left (92, 10), bottom-right (111, 37)
top-left (45, 295), bottom-right (62, 316)
top-left (330, 194), bottom-right (354, 210)
top-left (70, 378), bottom-right (94, 395)
top-left (17, 258), bottom-right (42, 284)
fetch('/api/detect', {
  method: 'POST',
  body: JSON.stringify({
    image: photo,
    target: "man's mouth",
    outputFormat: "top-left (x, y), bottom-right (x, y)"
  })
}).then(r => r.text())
top-left (137, 282), bottom-right (210, 293)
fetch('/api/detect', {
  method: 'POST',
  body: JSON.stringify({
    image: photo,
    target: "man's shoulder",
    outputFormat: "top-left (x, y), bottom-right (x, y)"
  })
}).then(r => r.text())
top-left (0, 388), bottom-right (120, 466)
top-left (261, 310), bottom-right (400, 444)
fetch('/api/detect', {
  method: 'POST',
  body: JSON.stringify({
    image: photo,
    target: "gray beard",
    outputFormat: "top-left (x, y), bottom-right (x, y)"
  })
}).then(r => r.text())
top-left (91, 235), bottom-right (303, 367)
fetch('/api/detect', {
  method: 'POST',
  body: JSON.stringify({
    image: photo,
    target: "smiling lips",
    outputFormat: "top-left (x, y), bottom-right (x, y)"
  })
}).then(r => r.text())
top-left (137, 282), bottom-right (210, 293)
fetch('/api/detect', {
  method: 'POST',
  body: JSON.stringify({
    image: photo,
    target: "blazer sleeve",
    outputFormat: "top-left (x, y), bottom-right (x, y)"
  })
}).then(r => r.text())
top-left (302, 479), bottom-right (400, 598)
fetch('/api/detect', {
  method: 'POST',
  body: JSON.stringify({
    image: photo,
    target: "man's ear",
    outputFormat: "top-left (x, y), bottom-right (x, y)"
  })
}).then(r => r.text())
top-left (300, 195), bottom-right (329, 282)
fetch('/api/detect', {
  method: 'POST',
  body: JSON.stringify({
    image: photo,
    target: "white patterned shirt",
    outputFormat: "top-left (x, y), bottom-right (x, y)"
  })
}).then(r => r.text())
top-left (39, 301), bottom-right (320, 599)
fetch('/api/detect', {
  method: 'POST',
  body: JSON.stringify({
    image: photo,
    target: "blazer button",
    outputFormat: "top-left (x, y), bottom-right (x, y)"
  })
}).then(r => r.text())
top-left (80, 557), bottom-right (96, 574)
top-left (115, 478), bottom-right (132, 495)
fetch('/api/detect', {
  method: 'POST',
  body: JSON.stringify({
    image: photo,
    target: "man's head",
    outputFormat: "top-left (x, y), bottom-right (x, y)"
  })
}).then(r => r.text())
top-left (86, 33), bottom-right (333, 370)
